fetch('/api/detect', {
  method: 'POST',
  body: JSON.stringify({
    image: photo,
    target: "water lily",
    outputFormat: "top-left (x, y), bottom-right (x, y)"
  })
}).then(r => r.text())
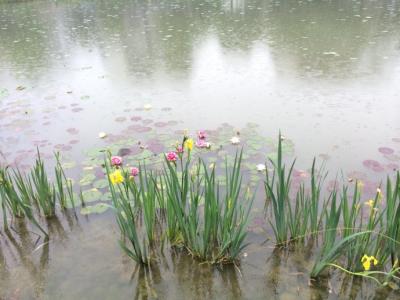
top-left (256, 164), bottom-right (266, 172)
top-left (98, 132), bottom-right (107, 139)
top-left (198, 130), bottom-right (207, 140)
top-left (361, 254), bottom-right (378, 271)
top-left (230, 136), bottom-right (240, 145)
top-left (196, 139), bottom-right (207, 148)
top-left (109, 170), bottom-right (124, 185)
top-left (143, 104), bottom-right (152, 110)
top-left (130, 167), bottom-right (139, 177)
top-left (166, 151), bottom-right (178, 162)
top-left (111, 156), bottom-right (123, 166)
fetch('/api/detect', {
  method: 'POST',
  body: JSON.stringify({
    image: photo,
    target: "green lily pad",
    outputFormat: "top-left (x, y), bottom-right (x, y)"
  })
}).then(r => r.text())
top-left (62, 161), bottom-right (76, 169)
top-left (80, 203), bottom-right (110, 215)
top-left (82, 188), bottom-right (102, 203)
top-left (79, 173), bottom-right (96, 186)
top-left (93, 178), bottom-right (109, 189)
top-left (100, 192), bottom-right (112, 202)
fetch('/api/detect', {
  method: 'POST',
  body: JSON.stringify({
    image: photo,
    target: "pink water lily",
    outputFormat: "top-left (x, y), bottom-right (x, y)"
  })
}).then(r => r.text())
top-left (166, 151), bottom-right (178, 162)
top-left (130, 167), bottom-right (139, 177)
top-left (196, 139), bottom-right (207, 148)
top-left (111, 156), bottom-right (123, 166)
top-left (198, 130), bottom-right (207, 140)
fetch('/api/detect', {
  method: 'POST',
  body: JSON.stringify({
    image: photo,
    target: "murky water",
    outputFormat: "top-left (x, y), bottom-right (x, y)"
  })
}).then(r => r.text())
top-left (1, 0), bottom-right (400, 298)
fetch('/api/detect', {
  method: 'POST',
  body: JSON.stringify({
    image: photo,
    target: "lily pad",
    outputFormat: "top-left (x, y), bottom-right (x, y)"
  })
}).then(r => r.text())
top-left (378, 147), bottom-right (394, 155)
top-left (80, 203), bottom-right (110, 215)
top-left (93, 179), bottom-right (109, 189)
top-left (82, 188), bottom-right (102, 203)
top-left (79, 173), bottom-right (97, 186)
top-left (363, 160), bottom-right (385, 172)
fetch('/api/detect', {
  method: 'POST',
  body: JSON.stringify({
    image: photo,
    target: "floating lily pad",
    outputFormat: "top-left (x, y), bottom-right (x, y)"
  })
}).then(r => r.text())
top-left (79, 173), bottom-right (97, 186)
top-left (127, 124), bottom-right (152, 133)
top-left (115, 117), bottom-right (126, 122)
top-left (67, 128), bottom-right (79, 135)
top-left (93, 179), bottom-right (109, 189)
top-left (154, 122), bottom-right (168, 127)
top-left (80, 203), bottom-right (110, 215)
top-left (101, 192), bottom-right (112, 202)
top-left (131, 116), bottom-right (142, 122)
top-left (82, 188), bottom-right (102, 203)
top-left (62, 161), bottom-right (76, 169)
top-left (363, 160), bottom-right (384, 172)
top-left (378, 147), bottom-right (394, 155)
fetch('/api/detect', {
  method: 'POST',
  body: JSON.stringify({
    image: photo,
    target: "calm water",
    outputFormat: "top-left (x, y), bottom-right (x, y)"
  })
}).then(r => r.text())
top-left (1, 0), bottom-right (400, 298)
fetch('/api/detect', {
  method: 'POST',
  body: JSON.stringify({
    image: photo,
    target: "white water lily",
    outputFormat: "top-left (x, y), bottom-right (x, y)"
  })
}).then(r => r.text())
top-left (143, 104), bottom-right (152, 110)
top-left (230, 136), bottom-right (240, 145)
top-left (256, 164), bottom-right (266, 172)
top-left (98, 132), bottom-right (107, 139)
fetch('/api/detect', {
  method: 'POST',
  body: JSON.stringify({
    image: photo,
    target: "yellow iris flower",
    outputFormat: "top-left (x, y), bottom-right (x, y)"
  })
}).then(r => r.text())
top-left (361, 254), bottom-right (378, 271)
top-left (184, 138), bottom-right (194, 151)
top-left (109, 170), bottom-right (124, 185)
top-left (364, 199), bottom-right (374, 208)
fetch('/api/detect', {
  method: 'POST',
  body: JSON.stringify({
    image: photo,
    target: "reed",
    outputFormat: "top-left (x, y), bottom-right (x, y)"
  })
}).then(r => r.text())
top-left (162, 150), bottom-right (254, 263)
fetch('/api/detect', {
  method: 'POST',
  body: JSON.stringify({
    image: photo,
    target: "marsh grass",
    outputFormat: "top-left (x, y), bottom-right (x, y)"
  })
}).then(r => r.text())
top-left (0, 151), bottom-right (75, 236)
top-left (106, 149), bottom-right (254, 265)
top-left (264, 134), bottom-right (400, 284)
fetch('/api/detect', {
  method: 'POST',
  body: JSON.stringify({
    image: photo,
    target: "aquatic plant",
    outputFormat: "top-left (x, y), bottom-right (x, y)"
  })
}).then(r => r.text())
top-left (107, 134), bottom-right (253, 265)
top-left (162, 148), bottom-right (254, 263)
top-left (106, 158), bottom-right (158, 264)
top-left (0, 152), bottom-right (75, 235)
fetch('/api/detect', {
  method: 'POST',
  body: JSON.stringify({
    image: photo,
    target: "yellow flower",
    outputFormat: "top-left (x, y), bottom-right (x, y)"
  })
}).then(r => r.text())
top-left (184, 138), bottom-right (194, 151)
top-left (109, 170), bottom-right (124, 185)
top-left (364, 199), bottom-right (375, 208)
top-left (357, 181), bottom-right (364, 189)
top-left (361, 254), bottom-right (378, 271)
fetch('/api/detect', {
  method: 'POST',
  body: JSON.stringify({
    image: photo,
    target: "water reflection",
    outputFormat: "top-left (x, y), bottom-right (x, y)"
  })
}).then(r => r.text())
top-left (1, 0), bottom-right (400, 79)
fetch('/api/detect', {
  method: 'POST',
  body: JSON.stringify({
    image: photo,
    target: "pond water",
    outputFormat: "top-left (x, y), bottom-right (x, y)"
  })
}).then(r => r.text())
top-left (1, 0), bottom-right (400, 299)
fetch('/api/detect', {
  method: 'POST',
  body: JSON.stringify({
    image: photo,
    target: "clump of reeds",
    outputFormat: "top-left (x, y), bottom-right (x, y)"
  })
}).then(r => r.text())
top-left (264, 133), bottom-right (400, 286)
top-left (105, 140), bottom-right (254, 265)
top-left (0, 151), bottom-right (76, 236)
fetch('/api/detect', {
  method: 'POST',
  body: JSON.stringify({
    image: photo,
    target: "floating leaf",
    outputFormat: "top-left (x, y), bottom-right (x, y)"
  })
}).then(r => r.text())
top-left (67, 128), bottom-right (79, 135)
top-left (363, 160), bottom-right (384, 172)
top-left (82, 188), bottom-right (102, 203)
top-left (93, 179), bottom-right (109, 189)
top-left (378, 147), bottom-right (394, 155)
top-left (79, 173), bottom-right (97, 186)
top-left (62, 161), bottom-right (76, 169)
top-left (80, 203), bottom-right (109, 215)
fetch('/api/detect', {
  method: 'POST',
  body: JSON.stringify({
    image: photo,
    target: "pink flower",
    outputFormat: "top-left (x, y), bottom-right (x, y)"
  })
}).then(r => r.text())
top-left (198, 130), bottom-right (207, 140)
top-left (176, 145), bottom-right (184, 153)
top-left (130, 167), bottom-right (139, 177)
top-left (195, 139), bottom-right (207, 148)
top-left (166, 151), bottom-right (178, 162)
top-left (111, 156), bottom-right (123, 166)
